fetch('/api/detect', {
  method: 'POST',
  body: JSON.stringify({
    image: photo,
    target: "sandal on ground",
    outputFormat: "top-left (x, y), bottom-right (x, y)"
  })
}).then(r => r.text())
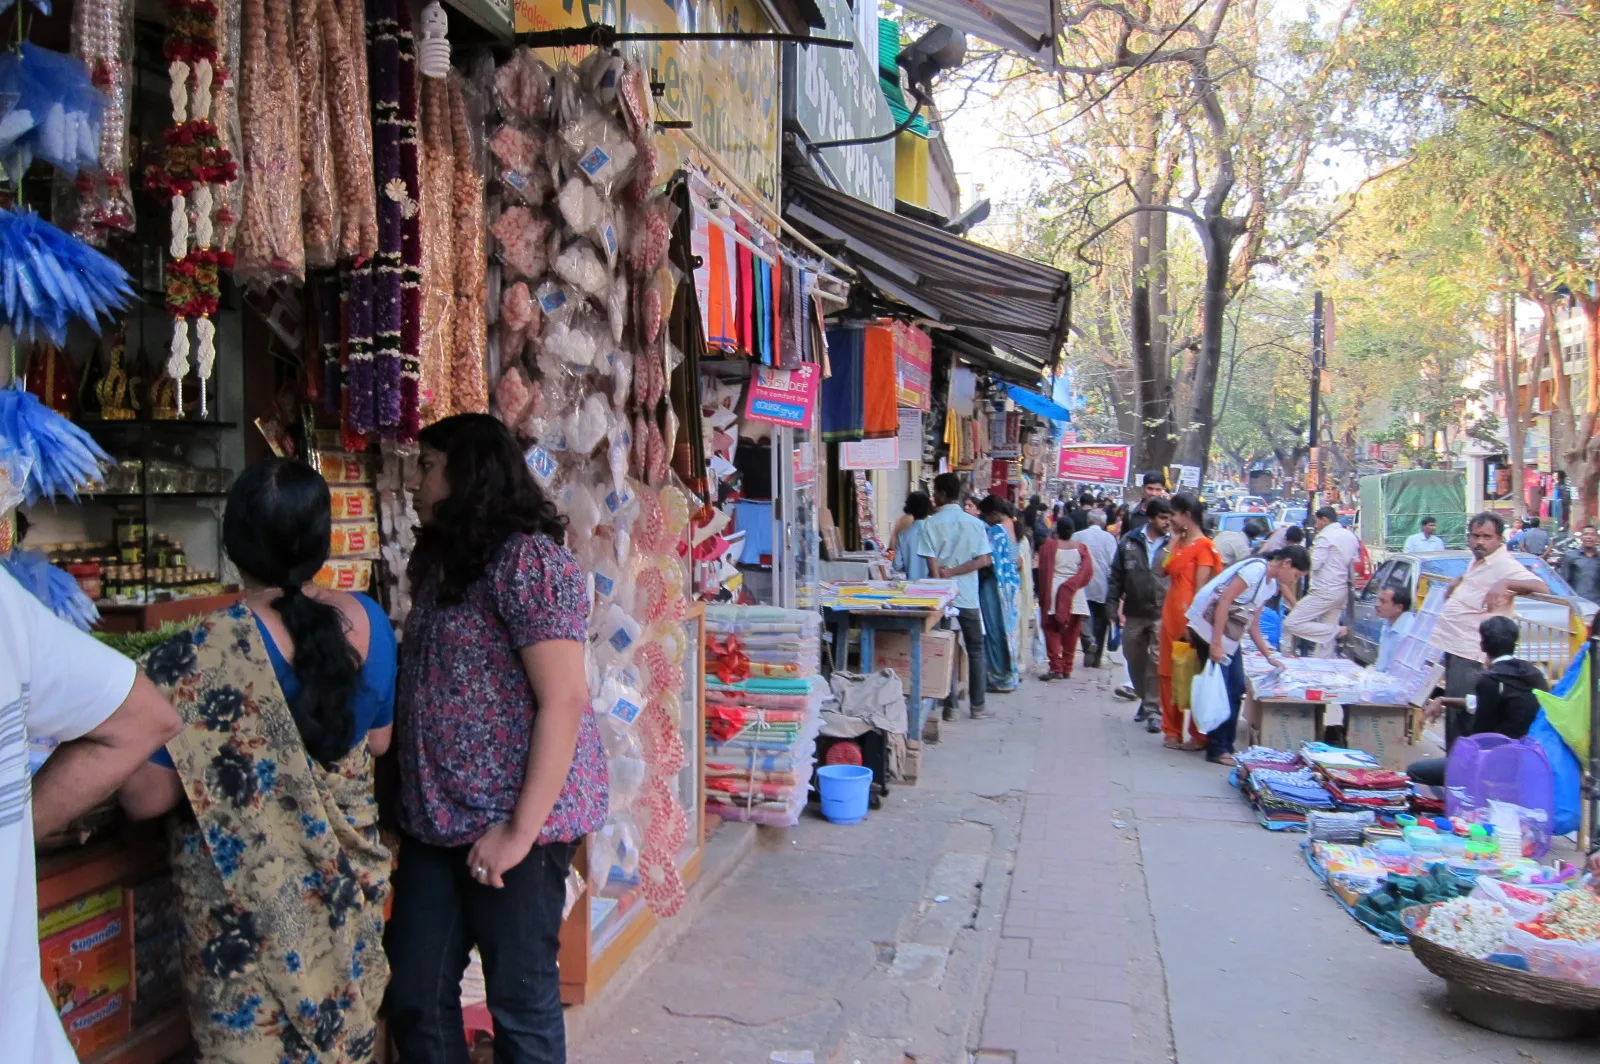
top-left (1179, 740), bottom-right (1207, 752)
top-left (1206, 753), bottom-right (1236, 766)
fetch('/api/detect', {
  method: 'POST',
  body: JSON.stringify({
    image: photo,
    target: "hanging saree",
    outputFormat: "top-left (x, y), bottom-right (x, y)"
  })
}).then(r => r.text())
top-left (140, 603), bottom-right (391, 1063)
top-left (980, 522), bottom-right (1022, 689)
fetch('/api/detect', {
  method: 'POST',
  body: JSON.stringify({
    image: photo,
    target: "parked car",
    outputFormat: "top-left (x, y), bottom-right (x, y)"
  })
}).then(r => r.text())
top-left (1275, 504), bottom-right (1308, 526)
top-left (1345, 550), bottom-right (1597, 670)
top-left (1213, 512), bottom-right (1273, 537)
top-left (1238, 495), bottom-right (1269, 513)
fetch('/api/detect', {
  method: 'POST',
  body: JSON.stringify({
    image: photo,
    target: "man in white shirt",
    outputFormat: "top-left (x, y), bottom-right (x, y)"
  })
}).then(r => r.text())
top-left (919, 472), bottom-right (995, 720)
top-left (0, 568), bottom-right (179, 1063)
top-left (1403, 516), bottom-right (1447, 554)
top-left (1373, 584), bottom-right (1416, 673)
top-left (1283, 506), bottom-right (1362, 657)
top-left (1071, 509), bottom-right (1118, 667)
top-left (1428, 511), bottom-right (1548, 699)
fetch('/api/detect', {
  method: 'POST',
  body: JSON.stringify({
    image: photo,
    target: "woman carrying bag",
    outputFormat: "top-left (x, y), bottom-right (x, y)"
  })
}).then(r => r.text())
top-left (1184, 547), bottom-right (1310, 766)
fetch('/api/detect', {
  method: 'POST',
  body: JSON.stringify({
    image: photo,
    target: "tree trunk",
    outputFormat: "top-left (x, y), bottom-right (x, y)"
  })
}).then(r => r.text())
top-left (1129, 166), bottom-right (1175, 479)
top-left (1574, 292), bottom-right (1600, 526)
top-left (1502, 296), bottom-right (1526, 520)
top-left (1172, 216), bottom-right (1235, 479)
top-left (1544, 296), bottom-right (1574, 476)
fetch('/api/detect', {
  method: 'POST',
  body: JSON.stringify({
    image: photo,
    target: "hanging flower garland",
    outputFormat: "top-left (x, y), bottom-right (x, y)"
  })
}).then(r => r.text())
top-left (367, 0), bottom-right (417, 439)
top-left (145, 0), bottom-right (237, 416)
top-left (395, 0), bottom-right (423, 442)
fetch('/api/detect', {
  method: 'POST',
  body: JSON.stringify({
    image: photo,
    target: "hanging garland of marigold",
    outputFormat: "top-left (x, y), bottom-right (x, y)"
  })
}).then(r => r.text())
top-left (144, 0), bottom-right (237, 415)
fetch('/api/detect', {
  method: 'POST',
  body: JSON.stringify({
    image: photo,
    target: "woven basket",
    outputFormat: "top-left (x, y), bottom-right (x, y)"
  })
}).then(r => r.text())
top-left (1402, 904), bottom-right (1600, 1010)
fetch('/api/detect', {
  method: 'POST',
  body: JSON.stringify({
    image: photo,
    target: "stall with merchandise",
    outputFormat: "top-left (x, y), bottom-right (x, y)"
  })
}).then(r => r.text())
top-left (0, 0), bottom-right (746, 1053)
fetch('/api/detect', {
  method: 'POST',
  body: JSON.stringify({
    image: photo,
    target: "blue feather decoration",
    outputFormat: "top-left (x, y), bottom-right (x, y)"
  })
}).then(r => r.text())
top-left (0, 385), bottom-right (111, 502)
top-left (1, 549), bottom-right (98, 630)
top-left (0, 207), bottom-right (133, 345)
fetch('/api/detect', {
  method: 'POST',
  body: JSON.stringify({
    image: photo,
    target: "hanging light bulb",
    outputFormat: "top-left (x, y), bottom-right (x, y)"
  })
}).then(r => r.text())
top-left (418, 1), bottom-right (451, 79)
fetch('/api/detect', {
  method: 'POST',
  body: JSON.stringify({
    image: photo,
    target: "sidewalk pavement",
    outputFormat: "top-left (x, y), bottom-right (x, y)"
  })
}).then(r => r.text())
top-left (980, 668), bottom-right (1599, 1064)
top-left (568, 682), bottom-right (1041, 1064)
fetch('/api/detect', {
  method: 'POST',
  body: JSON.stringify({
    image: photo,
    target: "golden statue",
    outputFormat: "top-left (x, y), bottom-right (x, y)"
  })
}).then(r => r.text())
top-left (93, 332), bottom-right (138, 420)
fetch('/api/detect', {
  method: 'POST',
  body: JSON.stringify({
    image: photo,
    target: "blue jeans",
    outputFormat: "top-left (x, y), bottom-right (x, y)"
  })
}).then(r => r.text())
top-left (385, 834), bottom-right (577, 1064)
top-left (1207, 647), bottom-right (1247, 757)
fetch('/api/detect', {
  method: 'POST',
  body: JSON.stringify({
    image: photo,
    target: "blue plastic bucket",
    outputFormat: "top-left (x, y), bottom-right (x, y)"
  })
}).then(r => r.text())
top-left (817, 764), bottom-right (873, 824)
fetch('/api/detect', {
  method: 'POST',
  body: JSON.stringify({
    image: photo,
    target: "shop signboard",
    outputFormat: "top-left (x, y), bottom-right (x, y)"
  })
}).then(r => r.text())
top-left (516, 0), bottom-right (782, 204)
top-left (1058, 443), bottom-right (1131, 483)
top-left (841, 436), bottom-right (899, 469)
top-left (1173, 464), bottom-right (1200, 489)
top-left (782, 0), bottom-right (895, 209)
top-left (744, 363), bottom-right (820, 427)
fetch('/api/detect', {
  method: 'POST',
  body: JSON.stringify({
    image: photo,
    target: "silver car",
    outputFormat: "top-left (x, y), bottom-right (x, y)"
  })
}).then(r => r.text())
top-left (1346, 550), bottom-right (1597, 667)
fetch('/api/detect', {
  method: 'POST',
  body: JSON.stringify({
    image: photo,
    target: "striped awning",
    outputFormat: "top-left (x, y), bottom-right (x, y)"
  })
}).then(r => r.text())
top-left (784, 176), bottom-right (1071, 371)
top-left (897, 0), bottom-right (1057, 67)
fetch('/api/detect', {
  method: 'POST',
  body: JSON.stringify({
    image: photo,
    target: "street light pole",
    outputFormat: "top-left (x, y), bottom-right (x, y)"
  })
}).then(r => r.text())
top-left (1306, 291), bottom-right (1324, 514)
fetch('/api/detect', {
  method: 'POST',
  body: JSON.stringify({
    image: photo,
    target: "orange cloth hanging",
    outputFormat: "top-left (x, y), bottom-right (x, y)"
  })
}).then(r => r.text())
top-left (705, 223), bottom-right (734, 349)
top-left (861, 324), bottom-right (898, 438)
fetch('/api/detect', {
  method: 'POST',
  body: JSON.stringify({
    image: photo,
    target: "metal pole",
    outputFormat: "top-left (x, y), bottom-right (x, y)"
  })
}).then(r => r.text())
top-left (1306, 291), bottom-right (1324, 515)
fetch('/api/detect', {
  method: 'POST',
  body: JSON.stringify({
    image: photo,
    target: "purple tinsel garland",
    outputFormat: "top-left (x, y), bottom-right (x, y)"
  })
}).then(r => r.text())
top-left (397, 0), bottom-right (422, 442)
top-left (368, 0), bottom-right (404, 434)
top-left (318, 270), bottom-right (341, 417)
top-left (343, 261), bottom-right (376, 436)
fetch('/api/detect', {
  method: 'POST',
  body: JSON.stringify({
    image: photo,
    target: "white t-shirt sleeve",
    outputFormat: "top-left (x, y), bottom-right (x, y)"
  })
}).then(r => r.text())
top-left (2, 570), bottom-right (137, 743)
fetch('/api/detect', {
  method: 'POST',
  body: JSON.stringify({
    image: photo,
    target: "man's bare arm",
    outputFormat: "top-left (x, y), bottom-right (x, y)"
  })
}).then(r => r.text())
top-left (34, 673), bottom-right (180, 837)
top-left (945, 553), bottom-right (993, 577)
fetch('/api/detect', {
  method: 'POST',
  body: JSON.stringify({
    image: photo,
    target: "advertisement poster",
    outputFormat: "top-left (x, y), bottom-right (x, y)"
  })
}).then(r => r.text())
top-left (896, 408), bottom-right (923, 460)
top-left (1058, 443), bottom-right (1131, 483)
top-left (841, 436), bottom-right (900, 470)
top-left (745, 363), bottom-right (820, 427)
top-left (889, 322), bottom-right (932, 411)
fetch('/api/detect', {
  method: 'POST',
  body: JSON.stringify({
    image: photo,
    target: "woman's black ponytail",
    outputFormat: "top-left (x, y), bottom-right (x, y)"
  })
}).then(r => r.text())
top-left (224, 460), bottom-right (361, 766)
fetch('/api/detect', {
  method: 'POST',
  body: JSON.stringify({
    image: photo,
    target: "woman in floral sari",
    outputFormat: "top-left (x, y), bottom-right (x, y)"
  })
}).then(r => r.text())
top-left (119, 459), bottom-right (397, 1063)
top-left (977, 496), bottom-right (1022, 691)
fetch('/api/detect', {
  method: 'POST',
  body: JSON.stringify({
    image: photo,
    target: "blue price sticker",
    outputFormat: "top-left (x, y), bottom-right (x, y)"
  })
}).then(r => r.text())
top-left (611, 698), bottom-right (643, 724)
top-left (524, 446), bottom-right (558, 484)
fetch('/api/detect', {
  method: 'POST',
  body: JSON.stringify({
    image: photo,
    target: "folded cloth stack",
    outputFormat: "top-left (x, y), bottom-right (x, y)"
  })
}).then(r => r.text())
top-left (706, 605), bottom-right (822, 679)
top-left (1317, 766), bottom-right (1412, 813)
top-left (703, 607), bottom-right (825, 826)
top-left (1239, 761), bottom-right (1335, 826)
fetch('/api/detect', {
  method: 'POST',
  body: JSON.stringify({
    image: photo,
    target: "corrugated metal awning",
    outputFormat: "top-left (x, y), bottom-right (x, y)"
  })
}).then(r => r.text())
top-left (784, 176), bottom-right (1072, 371)
top-left (896, 0), bottom-right (1057, 67)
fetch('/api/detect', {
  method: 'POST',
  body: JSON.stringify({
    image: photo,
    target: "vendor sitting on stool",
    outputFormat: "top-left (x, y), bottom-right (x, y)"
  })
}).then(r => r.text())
top-left (1407, 616), bottom-right (1547, 787)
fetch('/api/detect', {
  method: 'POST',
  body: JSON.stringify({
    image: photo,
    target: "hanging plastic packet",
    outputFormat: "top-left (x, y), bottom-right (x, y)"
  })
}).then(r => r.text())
top-left (606, 413), bottom-right (631, 494)
top-left (534, 278), bottom-right (579, 323)
top-left (561, 111), bottom-right (636, 196)
top-left (579, 50), bottom-right (624, 109)
top-left (564, 392), bottom-right (612, 454)
top-left (628, 198), bottom-right (671, 273)
top-left (556, 175), bottom-right (604, 236)
top-left (553, 235), bottom-right (611, 300)
top-left (489, 125), bottom-right (546, 205)
top-left (594, 601), bottom-right (643, 669)
top-left (493, 365), bottom-right (536, 427)
top-left (605, 345), bottom-right (633, 408)
top-left (489, 204), bottom-right (550, 280)
top-left (606, 270), bottom-right (628, 343)
top-left (543, 308), bottom-right (605, 371)
top-left (595, 664), bottom-right (647, 727)
top-left (494, 48), bottom-right (553, 124)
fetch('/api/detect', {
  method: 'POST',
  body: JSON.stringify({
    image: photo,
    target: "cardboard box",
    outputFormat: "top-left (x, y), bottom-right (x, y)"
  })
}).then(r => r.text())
top-left (329, 486), bottom-right (377, 521)
top-left (59, 989), bottom-right (131, 1059)
top-left (39, 887), bottom-right (123, 941)
top-left (872, 629), bottom-right (957, 700)
top-left (40, 905), bottom-right (131, 1013)
top-left (1257, 699), bottom-right (1323, 752)
top-left (1345, 703), bottom-right (1414, 770)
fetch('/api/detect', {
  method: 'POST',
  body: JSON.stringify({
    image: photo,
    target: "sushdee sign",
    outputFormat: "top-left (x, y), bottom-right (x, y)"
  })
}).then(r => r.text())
top-left (782, 0), bottom-right (895, 208)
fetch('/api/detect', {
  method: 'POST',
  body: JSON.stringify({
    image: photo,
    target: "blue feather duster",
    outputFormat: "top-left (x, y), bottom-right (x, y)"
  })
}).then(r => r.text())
top-left (1, 549), bottom-right (98, 630)
top-left (0, 207), bottom-right (133, 345)
top-left (0, 385), bottom-right (111, 502)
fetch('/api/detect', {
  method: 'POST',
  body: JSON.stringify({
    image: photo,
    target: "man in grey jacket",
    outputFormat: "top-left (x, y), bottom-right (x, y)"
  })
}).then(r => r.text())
top-left (1107, 497), bottom-right (1171, 731)
top-left (1072, 509), bottom-right (1118, 668)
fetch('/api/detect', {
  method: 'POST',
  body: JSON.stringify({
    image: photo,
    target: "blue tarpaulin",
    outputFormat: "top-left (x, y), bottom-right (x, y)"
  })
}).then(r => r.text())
top-left (1006, 385), bottom-right (1072, 422)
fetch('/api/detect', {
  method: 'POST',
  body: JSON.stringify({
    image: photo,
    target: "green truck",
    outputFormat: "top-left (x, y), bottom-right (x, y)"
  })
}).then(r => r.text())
top-left (1357, 469), bottom-right (1468, 557)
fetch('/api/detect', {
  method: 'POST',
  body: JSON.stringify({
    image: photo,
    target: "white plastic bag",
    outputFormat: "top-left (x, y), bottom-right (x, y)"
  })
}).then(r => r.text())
top-left (1190, 661), bottom-right (1231, 735)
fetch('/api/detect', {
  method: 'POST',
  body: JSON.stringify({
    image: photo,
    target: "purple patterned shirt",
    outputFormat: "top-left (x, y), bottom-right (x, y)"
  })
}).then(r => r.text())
top-left (397, 532), bottom-right (608, 847)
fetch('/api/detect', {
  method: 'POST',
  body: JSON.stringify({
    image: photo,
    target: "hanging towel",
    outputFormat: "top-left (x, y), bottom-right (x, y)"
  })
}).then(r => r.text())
top-left (705, 222), bottom-right (735, 350)
top-left (821, 326), bottom-right (866, 442)
top-left (769, 251), bottom-right (783, 367)
top-left (758, 260), bottom-right (774, 365)
top-left (692, 212), bottom-right (712, 338)
top-left (736, 228), bottom-right (755, 357)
